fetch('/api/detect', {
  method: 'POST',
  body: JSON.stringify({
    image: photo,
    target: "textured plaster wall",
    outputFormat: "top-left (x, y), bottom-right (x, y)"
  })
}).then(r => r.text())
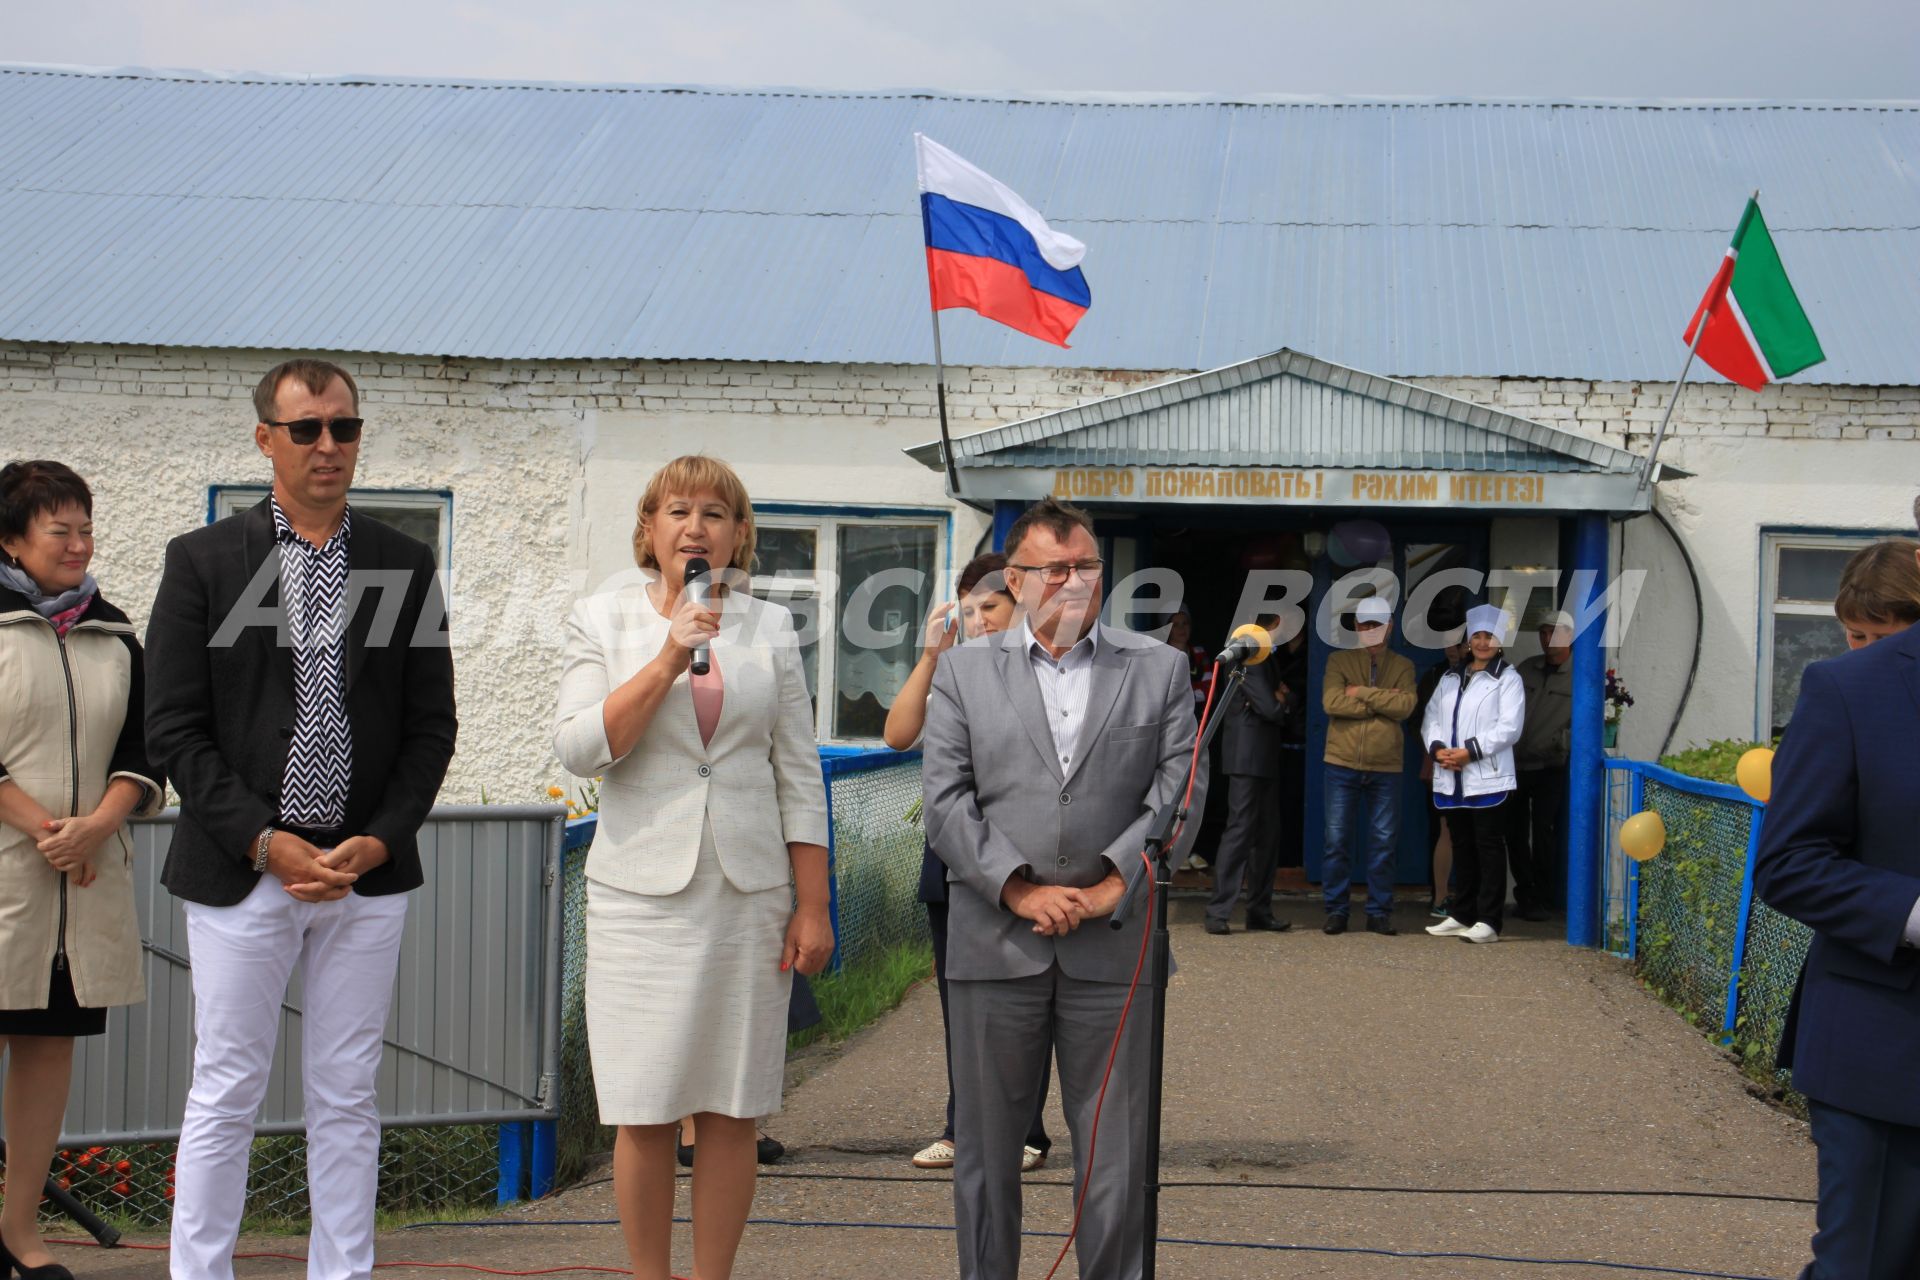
top-left (0, 345), bottom-right (585, 805)
top-left (4, 341), bottom-right (1915, 792)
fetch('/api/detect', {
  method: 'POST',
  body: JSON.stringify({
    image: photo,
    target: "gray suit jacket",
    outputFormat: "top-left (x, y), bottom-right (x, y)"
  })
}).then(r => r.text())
top-left (1220, 659), bottom-right (1284, 778)
top-left (923, 625), bottom-right (1204, 984)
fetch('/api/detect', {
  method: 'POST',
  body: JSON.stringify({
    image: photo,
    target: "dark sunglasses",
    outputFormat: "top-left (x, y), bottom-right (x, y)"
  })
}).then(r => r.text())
top-left (265, 416), bottom-right (364, 445)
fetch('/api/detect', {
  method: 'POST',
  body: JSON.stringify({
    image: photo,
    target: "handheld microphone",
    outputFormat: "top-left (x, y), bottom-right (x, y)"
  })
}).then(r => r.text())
top-left (1213, 623), bottom-right (1274, 667)
top-left (684, 557), bottom-right (713, 676)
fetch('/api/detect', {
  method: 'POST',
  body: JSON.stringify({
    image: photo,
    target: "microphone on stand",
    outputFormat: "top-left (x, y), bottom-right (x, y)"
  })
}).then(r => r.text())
top-left (1213, 622), bottom-right (1275, 668)
top-left (684, 556), bottom-right (713, 676)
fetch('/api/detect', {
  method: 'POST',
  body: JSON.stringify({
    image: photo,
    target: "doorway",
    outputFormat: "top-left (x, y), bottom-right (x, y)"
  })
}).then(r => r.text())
top-left (1097, 510), bottom-right (1490, 895)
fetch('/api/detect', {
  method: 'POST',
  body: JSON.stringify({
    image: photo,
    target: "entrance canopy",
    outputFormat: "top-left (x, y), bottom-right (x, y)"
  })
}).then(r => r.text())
top-left (907, 349), bottom-right (1664, 514)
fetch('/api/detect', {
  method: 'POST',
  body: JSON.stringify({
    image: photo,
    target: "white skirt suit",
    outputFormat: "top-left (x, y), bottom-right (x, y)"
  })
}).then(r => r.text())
top-left (554, 579), bottom-right (828, 1124)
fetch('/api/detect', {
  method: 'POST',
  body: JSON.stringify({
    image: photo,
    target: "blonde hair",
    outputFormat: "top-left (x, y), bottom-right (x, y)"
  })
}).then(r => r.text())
top-left (1833, 538), bottom-right (1920, 627)
top-left (632, 455), bottom-right (757, 574)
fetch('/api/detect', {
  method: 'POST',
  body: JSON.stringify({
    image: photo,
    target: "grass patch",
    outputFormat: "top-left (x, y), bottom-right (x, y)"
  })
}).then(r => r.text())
top-left (1658, 739), bottom-right (1771, 786)
top-left (789, 940), bottom-right (933, 1052)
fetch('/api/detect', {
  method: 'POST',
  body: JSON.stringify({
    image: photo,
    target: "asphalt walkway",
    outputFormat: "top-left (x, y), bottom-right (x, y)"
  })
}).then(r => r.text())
top-left (61, 895), bottom-right (1816, 1279)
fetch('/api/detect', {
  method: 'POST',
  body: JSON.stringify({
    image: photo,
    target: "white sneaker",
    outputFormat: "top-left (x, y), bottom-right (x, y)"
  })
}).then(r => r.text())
top-left (912, 1138), bottom-right (956, 1169)
top-left (1462, 922), bottom-right (1500, 944)
top-left (1021, 1145), bottom-right (1047, 1173)
top-left (1425, 917), bottom-right (1469, 937)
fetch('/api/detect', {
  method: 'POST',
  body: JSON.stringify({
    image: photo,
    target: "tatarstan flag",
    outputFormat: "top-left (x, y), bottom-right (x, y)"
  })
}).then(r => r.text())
top-left (1683, 197), bottom-right (1825, 391)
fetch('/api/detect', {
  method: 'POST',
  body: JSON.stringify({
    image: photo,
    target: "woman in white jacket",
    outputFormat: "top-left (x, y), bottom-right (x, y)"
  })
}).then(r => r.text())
top-left (553, 455), bottom-right (833, 1280)
top-left (1421, 605), bottom-right (1527, 943)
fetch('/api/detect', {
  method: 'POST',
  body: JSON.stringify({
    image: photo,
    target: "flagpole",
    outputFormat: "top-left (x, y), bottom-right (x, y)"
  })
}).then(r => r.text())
top-left (929, 303), bottom-right (962, 498)
top-left (1637, 323), bottom-right (1704, 493)
top-left (1639, 187), bottom-right (1759, 493)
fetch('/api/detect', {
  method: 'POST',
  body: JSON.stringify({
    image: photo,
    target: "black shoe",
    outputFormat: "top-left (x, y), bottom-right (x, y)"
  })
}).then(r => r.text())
top-left (1245, 916), bottom-right (1292, 932)
top-left (1516, 904), bottom-right (1549, 922)
top-left (1204, 918), bottom-right (1230, 935)
top-left (1323, 914), bottom-right (1348, 935)
top-left (1365, 916), bottom-right (1398, 936)
top-left (0, 1228), bottom-right (75, 1280)
top-left (680, 1137), bottom-right (785, 1166)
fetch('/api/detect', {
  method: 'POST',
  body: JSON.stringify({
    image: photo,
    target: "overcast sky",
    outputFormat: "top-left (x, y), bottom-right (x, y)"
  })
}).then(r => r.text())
top-left (11, 0), bottom-right (1918, 98)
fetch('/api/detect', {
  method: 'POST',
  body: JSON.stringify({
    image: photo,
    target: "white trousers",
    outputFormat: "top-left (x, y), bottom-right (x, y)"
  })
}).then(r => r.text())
top-left (171, 877), bottom-right (408, 1280)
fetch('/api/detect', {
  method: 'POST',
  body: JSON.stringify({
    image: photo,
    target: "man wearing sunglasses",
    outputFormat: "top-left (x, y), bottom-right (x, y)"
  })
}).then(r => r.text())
top-left (146, 358), bottom-right (458, 1280)
top-left (922, 496), bottom-right (1203, 1280)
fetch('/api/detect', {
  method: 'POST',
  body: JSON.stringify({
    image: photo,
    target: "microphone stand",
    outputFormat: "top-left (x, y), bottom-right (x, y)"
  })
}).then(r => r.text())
top-left (1109, 659), bottom-right (1249, 1280)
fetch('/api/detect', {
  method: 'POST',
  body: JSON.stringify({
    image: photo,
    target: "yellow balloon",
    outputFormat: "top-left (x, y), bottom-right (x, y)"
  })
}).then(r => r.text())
top-left (1620, 810), bottom-right (1667, 862)
top-left (1736, 747), bottom-right (1775, 804)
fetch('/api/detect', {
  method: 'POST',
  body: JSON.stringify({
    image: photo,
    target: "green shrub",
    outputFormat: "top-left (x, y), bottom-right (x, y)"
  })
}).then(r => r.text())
top-left (1657, 739), bottom-right (1770, 786)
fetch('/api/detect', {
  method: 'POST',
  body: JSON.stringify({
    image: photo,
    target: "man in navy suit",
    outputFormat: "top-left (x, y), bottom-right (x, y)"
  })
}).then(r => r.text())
top-left (1753, 497), bottom-right (1920, 1280)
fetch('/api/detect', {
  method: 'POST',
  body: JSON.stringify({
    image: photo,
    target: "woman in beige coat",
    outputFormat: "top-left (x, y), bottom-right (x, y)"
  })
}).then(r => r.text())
top-left (0, 461), bottom-right (163, 1278)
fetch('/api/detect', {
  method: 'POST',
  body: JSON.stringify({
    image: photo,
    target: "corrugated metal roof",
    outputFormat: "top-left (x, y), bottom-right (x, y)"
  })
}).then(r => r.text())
top-left (905, 349), bottom-right (1647, 473)
top-left (2, 66), bottom-right (1916, 382)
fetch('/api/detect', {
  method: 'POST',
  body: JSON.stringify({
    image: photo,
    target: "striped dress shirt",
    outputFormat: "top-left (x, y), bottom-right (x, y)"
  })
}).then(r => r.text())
top-left (271, 497), bottom-right (354, 830)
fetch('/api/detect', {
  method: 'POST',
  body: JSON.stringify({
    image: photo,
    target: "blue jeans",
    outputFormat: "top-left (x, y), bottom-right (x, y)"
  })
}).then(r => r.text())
top-left (1323, 764), bottom-right (1400, 917)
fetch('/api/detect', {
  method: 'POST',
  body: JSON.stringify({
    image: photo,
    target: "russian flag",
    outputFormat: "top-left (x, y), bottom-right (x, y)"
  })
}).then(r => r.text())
top-left (915, 134), bottom-right (1091, 348)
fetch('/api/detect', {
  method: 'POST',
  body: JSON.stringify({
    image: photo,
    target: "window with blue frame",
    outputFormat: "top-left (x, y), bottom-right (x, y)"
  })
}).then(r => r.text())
top-left (752, 508), bottom-right (947, 743)
top-left (1758, 529), bottom-right (1907, 739)
top-left (210, 486), bottom-right (452, 566)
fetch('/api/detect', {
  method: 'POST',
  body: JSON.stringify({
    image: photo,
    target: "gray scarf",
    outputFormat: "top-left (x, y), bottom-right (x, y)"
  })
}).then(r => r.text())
top-left (0, 558), bottom-right (98, 620)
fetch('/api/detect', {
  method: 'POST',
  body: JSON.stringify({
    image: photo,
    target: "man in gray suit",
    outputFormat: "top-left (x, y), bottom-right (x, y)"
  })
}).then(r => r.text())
top-left (1205, 613), bottom-right (1292, 935)
top-left (923, 497), bottom-right (1204, 1280)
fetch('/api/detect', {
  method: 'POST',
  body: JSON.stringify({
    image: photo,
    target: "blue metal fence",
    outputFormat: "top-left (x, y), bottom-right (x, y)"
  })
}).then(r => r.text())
top-left (1600, 760), bottom-right (1811, 1078)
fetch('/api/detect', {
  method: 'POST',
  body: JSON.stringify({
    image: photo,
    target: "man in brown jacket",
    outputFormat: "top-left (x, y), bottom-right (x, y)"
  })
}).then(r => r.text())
top-left (1320, 597), bottom-right (1417, 934)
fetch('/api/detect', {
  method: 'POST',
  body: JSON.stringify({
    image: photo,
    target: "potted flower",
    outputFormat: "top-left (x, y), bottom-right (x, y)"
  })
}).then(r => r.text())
top-left (1603, 669), bottom-right (1635, 749)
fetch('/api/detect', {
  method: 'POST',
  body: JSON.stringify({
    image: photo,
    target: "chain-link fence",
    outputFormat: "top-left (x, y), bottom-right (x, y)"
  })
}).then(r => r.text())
top-left (822, 750), bottom-right (929, 972)
top-left (41, 1124), bottom-right (504, 1232)
top-left (557, 819), bottom-right (603, 1184)
top-left (1600, 760), bottom-right (1812, 1082)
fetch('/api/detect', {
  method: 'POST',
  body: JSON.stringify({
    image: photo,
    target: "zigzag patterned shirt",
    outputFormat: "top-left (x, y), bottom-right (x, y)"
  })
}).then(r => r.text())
top-left (272, 497), bottom-right (353, 829)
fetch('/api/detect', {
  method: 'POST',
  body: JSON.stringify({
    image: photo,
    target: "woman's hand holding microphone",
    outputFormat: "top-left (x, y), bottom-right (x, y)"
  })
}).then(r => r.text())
top-left (654, 594), bottom-right (722, 678)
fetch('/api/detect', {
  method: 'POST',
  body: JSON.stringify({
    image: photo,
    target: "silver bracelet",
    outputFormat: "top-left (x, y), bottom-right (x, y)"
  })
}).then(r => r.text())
top-left (253, 826), bottom-right (275, 873)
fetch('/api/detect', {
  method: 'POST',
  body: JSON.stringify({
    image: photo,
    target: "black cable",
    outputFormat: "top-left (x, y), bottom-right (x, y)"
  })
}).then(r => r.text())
top-left (404, 1216), bottom-right (1779, 1280)
top-left (567, 1169), bottom-right (1813, 1205)
top-left (1650, 505), bottom-right (1705, 759)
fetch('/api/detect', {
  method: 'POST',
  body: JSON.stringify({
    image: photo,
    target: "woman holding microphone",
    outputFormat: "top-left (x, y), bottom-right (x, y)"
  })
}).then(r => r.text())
top-left (554, 455), bottom-right (832, 1280)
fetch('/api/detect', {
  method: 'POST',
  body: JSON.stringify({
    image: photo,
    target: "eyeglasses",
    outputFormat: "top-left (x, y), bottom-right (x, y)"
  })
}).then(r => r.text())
top-left (1008, 559), bottom-right (1105, 586)
top-left (265, 417), bottom-right (364, 445)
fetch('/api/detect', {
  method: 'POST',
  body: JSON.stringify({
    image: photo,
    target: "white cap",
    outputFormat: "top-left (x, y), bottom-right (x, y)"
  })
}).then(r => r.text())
top-left (1355, 598), bottom-right (1393, 626)
top-left (1466, 604), bottom-right (1513, 641)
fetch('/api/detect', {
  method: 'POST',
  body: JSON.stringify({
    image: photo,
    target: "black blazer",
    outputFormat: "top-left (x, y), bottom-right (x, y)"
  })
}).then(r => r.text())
top-left (145, 500), bottom-right (458, 907)
top-left (1273, 641), bottom-right (1309, 746)
top-left (1220, 658), bottom-right (1285, 778)
top-left (1753, 621), bottom-right (1920, 1127)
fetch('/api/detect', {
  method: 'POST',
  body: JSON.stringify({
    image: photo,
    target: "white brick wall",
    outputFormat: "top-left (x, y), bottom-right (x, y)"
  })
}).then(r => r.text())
top-left (5, 339), bottom-right (1915, 788)
top-left (5, 341), bottom-right (1913, 441)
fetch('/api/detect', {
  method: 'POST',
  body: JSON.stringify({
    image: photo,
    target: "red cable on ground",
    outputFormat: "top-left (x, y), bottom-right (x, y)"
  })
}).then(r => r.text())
top-left (1039, 660), bottom-right (1222, 1280)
